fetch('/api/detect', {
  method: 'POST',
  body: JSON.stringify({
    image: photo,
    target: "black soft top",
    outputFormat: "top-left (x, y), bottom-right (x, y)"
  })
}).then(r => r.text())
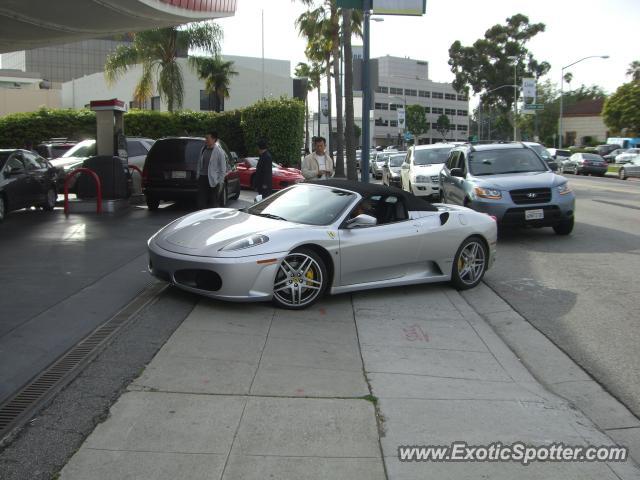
top-left (307, 179), bottom-right (438, 212)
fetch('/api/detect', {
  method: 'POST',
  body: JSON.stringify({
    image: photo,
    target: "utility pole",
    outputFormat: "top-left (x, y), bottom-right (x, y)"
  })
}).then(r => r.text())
top-left (360, 0), bottom-right (371, 183)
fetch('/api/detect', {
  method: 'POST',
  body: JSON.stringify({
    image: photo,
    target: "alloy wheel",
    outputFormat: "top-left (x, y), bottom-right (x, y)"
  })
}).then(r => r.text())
top-left (273, 252), bottom-right (324, 308)
top-left (455, 240), bottom-right (486, 287)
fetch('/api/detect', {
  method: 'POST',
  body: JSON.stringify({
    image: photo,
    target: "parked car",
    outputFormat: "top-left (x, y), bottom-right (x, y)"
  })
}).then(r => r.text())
top-left (142, 137), bottom-right (240, 211)
top-left (617, 156), bottom-right (640, 180)
top-left (148, 180), bottom-right (497, 309)
top-left (439, 143), bottom-right (575, 235)
top-left (603, 148), bottom-right (629, 163)
top-left (614, 148), bottom-right (640, 164)
top-left (0, 149), bottom-right (58, 222)
top-left (35, 138), bottom-right (77, 160)
top-left (548, 148), bottom-right (572, 162)
top-left (595, 144), bottom-right (621, 157)
top-left (559, 152), bottom-right (608, 176)
top-left (236, 157), bottom-right (304, 191)
top-left (371, 150), bottom-right (398, 179)
top-left (381, 153), bottom-right (406, 188)
top-left (401, 143), bottom-right (457, 199)
top-left (523, 142), bottom-right (557, 171)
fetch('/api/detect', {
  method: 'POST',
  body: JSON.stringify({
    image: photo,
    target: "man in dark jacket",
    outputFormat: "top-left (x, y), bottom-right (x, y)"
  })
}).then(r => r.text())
top-left (255, 138), bottom-right (273, 197)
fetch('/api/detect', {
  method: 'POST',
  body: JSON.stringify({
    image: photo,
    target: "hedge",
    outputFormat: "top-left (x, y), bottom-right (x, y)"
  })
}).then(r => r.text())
top-left (0, 98), bottom-right (304, 165)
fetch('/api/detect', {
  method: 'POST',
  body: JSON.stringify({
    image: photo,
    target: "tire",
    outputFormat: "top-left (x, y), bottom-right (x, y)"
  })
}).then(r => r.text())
top-left (272, 247), bottom-right (327, 310)
top-left (450, 236), bottom-right (488, 290)
top-left (619, 168), bottom-right (627, 180)
top-left (42, 187), bottom-right (57, 211)
top-left (145, 194), bottom-right (160, 211)
top-left (230, 184), bottom-right (240, 200)
top-left (0, 195), bottom-right (6, 222)
top-left (553, 216), bottom-right (574, 235)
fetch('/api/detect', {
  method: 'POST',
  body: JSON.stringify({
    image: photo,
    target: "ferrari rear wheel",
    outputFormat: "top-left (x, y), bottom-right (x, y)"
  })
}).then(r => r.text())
top-left (451, 236), bottom-right (487, 290)
top-left (272, 248), bottom-right (327, 309)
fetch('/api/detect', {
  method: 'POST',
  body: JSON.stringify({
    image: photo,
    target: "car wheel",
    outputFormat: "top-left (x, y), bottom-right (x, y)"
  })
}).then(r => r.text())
top-left (553, 217), bottom-right (574, 235)
top-left (146, 194), bottom-right (160, 211)
top-left (230, 185), bottom-right (240, 200)
top-left (450, 236), bottom-right (488, 290)
top-left (43, 187), bottom-right (57, 211)
top-left (619, 168), bottom-right (627, 180)
top-left (272, 248), bottom-right (327, 310)
top-left (0, 195), bottom-right (6, 222)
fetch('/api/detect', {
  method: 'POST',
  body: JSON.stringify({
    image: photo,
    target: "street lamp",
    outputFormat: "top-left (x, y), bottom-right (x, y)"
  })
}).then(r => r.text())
top-left (507, 56), bottom-right (520, 141)
top-left (558, 55), bottom-right (609, 148)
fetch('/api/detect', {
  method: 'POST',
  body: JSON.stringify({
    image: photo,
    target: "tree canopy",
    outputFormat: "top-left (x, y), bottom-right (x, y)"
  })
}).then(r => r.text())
top-left (436, 114), bottom-right (451, 140)
top-left (448, 14), bottom-right (550, 111)
top-left (405, 104), bottom-right (429, 138)
top-left (603, 81), bottom-right (640, 136)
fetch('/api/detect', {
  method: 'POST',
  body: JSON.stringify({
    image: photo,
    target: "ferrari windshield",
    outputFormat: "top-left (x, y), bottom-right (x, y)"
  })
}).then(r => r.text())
top-left (469, 149), bottom-right (547, 175)
top-left (414, 147), bottom-right (451, 165)
top-left (247, 184), bottom-right (355, 225)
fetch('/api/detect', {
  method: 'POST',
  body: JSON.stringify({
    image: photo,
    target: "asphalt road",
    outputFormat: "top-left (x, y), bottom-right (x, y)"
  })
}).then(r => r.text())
top-left (483, 174), bottom-right (640, 417)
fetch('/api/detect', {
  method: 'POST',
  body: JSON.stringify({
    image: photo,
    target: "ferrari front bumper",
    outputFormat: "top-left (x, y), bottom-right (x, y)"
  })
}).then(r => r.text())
top-left (148, 241), bottom-right (288, 302)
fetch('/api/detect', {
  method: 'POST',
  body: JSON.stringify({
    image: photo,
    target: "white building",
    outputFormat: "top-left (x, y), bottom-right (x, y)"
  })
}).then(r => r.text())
top-left (0, 69), bottom-right (61, 117)
top-left (62, 55), bottom-right (293, 112)
top-left (372, 56), bottom-right (469, 146)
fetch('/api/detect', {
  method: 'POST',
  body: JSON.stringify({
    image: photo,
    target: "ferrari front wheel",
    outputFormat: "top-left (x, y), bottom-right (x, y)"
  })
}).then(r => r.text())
top-left (272, 248), bottom-right (327, 309)
top-left (451, 236), bottom-right (488, 290)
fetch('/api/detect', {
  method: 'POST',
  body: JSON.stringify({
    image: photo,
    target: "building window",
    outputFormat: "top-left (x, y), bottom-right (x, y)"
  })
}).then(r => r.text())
top-left (375, 118), bottom-right (389, 126)
top-left (389, 87), bottom-right (403, 95)
top-left (457, 94), bottom-right (468, 101)
top-left (432, 92), bottom-right (444, 99)
top-left (419, 90), bottom-right (430, 98)
top-left (445, 93), bottom-right (456, 100)
top-left (432, 107), bottom-right (443, 115)
top-left (424, 106), bottom-right (430, 113)
top-left (445, 108), bottom-right (456, 116)
top-left (390, 103), bottom-right (403, 111)
top-left (151, 96), bottom-right (161, 111)
top-left (390, 120), bottom-right (398, 127)
top-left (457, 124), bottom-right (468, 131)
top-left (376, 86), bottom-right (389, 94)
top-left (431, 122), bottom-right (439, 129)
top-left (200, 90), bottom-right (216, 111)
top-left (405, 89), bottom-right (417, 97)
top-left (457, 109), bottom-right (468, 116)
top-left (375, 102), bottom-right (389, 110)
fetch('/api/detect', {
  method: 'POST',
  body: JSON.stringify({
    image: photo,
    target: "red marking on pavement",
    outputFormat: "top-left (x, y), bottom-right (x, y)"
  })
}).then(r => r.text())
top-left (319, 308), bottom-right (326, 315)
top-left (403, 325), bottom-right (429, 342)
top-left (202, 379), bottom-right (210, 384)
top-left (295, 388), bottom-right (305, 395)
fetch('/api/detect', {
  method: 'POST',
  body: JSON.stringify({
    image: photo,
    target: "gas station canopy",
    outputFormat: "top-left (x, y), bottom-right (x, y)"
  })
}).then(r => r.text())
top-left (0, 0), bottom-right (237, 53)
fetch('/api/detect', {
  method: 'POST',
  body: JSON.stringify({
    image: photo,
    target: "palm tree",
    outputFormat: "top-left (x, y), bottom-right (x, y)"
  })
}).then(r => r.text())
top-left (627, 60), bottom-right (640, 82)
top-left (295, 61), bottom-right (322, 151)
top-left (105, 22), bottom-right (221, 112)
top-left (190, 56), bottom-right (237, 112)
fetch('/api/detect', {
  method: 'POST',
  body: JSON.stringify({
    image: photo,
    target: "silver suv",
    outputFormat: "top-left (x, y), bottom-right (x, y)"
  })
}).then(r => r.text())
top-left (439, 143), bottom-right (575, 235)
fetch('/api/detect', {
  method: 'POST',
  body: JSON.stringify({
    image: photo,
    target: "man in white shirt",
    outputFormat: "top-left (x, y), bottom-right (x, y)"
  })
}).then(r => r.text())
top-left (197, 131), bottom-right (227, 209)
top-left (302, 136), bottom-right (334, 180)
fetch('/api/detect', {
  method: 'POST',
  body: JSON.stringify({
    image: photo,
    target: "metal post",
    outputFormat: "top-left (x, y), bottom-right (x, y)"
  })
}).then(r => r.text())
top-left (360, 0), bottom-right (371, 183)
top-left (513, 62), bottom-right (517, 141)
top-left (559, 68), bottom-right (564, 149)
top-left (261, 9), bottom-right (265, 99)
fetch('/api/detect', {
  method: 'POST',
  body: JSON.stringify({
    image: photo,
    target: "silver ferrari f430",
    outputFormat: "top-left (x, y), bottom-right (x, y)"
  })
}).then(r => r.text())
top-left (148, 180), bottom-right (497, 309)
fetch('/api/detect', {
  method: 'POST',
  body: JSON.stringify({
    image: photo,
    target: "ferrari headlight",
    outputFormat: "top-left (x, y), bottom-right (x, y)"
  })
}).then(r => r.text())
top-left (474, 187), bottom-right (502, 199)
top-left (415, 175), bottom-right (429, 183)
top-left (220, 234), bottom-right (269, 251)
top-left (556, 182), bottom-right (572, 195)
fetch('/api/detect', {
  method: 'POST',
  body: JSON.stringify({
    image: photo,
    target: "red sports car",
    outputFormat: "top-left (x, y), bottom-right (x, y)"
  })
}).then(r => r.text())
top-left (236, 157), bottom-right (305, 190)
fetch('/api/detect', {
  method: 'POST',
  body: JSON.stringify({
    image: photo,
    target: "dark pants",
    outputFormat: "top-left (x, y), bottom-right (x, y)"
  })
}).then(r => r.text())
top-left (197, 176), bottom-right (220, 209)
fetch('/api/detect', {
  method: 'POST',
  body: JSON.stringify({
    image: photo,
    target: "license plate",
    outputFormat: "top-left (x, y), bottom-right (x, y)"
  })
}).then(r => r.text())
top-left (171, 171), bottom-right (187, 179)
top-left (525, 209), bottom-right (544, 220)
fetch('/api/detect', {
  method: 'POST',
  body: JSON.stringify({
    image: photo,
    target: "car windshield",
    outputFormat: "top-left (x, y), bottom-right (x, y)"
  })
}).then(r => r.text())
top-left (62, 140), bottom-right (96, 158)
top-left (527, 144), bottom-right (550, 159)
top-left (389, 154), bottom-right (405, 167)
top-left (582, 153), bottom-right (603, 161)
top-left (469, 148), bottom-right (547, 175)
top-left (414, 147), bottom-right (451, 165)
top-left (247, 184), bottom-right (355, 225)
top-left (0, 152), bottom-right (11, 168)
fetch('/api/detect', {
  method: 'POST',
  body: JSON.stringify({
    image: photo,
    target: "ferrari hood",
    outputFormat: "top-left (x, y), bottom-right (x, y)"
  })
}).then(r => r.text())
top-left (153, 209), bottom-right (294, 255)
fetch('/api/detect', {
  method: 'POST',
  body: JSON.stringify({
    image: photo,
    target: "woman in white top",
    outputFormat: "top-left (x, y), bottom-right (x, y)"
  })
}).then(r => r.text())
top-left (302, 136), bottom-right (335, 180)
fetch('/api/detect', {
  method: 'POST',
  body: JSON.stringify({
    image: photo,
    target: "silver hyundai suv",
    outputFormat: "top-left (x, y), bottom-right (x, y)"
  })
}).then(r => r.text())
top-left (439, 143), bottom-right (575, 235)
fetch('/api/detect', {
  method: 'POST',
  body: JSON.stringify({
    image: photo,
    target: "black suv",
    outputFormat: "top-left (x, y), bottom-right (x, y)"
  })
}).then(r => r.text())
top-left (142, 137), bottom-right (241, 211)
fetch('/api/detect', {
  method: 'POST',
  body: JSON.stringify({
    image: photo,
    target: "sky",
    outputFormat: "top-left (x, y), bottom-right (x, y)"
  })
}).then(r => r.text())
top-left (217, 0), bottom-right (639, 109)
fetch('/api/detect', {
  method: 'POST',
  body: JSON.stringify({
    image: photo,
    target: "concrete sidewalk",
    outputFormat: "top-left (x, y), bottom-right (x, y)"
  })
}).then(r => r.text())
top-left (59, 285), bottom-right (640, 479)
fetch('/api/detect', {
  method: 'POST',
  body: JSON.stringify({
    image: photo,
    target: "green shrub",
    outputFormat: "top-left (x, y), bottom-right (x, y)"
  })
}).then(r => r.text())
top-left (0, 99), bottom-right (303, 162)
top-left (242, 97), bottom-right (305, 166)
